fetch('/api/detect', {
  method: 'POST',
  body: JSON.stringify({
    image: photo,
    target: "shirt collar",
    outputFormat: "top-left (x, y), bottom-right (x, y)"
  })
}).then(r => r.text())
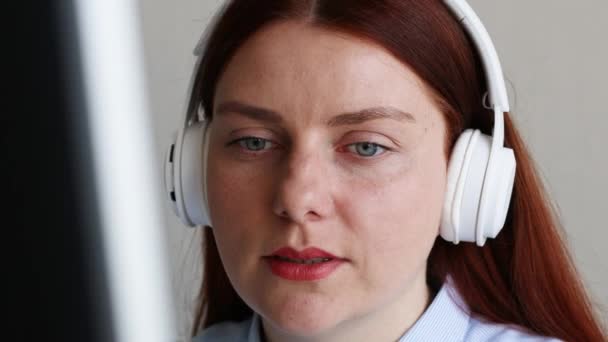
top-left (247, 312), bottom-right (262, 342)
top-left (398, 276), bottom-right (470, 342)
top-left (248, 276), bottom-right (470, 342)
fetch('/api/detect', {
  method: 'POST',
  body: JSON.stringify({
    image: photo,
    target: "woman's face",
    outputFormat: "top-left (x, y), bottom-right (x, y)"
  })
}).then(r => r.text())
top-left (207, 20), bottom-right (448, 338)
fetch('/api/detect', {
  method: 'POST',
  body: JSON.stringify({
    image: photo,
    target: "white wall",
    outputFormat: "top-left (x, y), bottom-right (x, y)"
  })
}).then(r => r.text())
top-left (138, 1), bottom-right (608, 338)
top-left (137, 1), bottom-right (226, 339)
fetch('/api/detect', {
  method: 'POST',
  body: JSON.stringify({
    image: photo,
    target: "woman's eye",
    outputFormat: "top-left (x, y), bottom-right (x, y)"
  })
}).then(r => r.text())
top-left (231, 137), bottom-right (274, 151)
top-left (345, 142), bottom-right (388, 157)
top-left (227, 137), bottom-right (388, 158)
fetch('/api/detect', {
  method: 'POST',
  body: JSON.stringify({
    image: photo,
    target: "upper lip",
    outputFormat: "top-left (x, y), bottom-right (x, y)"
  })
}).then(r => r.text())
top-left (268, 247), bottom-right (340, 260)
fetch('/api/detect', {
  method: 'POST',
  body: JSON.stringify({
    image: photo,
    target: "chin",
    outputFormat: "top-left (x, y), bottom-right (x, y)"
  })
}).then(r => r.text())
top-left (262, 294), bottom-right (345, 337)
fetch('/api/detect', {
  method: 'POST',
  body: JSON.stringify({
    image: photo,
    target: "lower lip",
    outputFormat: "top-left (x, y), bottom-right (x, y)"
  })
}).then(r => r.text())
top-left (265, 258), bottom-right (345, 281)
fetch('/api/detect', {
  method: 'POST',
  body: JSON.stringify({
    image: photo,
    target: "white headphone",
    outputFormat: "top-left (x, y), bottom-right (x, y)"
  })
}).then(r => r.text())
top-left (163, 0), bottom-right (516, 247)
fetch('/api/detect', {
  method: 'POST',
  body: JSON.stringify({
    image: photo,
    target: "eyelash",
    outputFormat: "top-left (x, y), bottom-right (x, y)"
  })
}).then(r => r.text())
top-left (226, 136), bottom-right (390, 158)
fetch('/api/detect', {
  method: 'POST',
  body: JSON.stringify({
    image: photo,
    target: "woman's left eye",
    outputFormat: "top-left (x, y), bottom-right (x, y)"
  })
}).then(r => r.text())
top-left (345, 142), bottom-right (388, 157)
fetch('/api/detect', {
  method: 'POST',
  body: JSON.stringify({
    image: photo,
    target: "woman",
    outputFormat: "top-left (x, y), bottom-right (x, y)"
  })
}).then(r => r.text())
top-left (168, 0), bottom-right (606, 341)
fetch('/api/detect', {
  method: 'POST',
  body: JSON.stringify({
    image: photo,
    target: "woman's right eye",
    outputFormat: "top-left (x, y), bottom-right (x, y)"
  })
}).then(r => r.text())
top-left (228, 137), bottom-right (275, 152)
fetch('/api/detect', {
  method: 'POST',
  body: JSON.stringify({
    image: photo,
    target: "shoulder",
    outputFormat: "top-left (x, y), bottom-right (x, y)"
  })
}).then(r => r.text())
top-left (464, 316), bottom-right (563, 342)
top-left (192, 317), bottom-right (253, 342)
top-left (407, 275), bottom-right (563, 342)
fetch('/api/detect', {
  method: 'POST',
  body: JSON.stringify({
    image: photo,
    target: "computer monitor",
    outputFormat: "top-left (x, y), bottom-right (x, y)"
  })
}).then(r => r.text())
top-left (9, 1), bottom-right (176, 341)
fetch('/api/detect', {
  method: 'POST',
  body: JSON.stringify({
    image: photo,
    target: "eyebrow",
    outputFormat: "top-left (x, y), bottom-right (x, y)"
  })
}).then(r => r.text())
top-left (216, 101), bottom-right (416, 127)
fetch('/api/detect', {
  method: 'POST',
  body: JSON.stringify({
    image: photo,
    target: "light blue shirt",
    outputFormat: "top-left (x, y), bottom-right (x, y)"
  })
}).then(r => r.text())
top-left (194, 277), bottom-right (563, 341)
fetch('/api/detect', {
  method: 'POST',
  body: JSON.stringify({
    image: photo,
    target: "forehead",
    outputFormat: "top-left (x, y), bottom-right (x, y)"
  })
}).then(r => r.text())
top-left (214, 20), bottom-right (437, 125)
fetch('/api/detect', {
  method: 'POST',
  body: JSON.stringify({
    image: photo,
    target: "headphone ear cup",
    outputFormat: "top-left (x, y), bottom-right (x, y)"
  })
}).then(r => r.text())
top-left (460, 131), bottom-right (493, 244)
top-left (479, 146), bottom-right (516, 240)
top-left (441, 129), bottom-right (479, 243)
top-left (441, 127), bottom-right (516, 246)
top-left (174, 121), bottom-right (212, 227)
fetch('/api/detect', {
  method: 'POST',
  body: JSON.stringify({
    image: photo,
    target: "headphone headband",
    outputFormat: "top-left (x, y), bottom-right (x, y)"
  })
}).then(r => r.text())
top-left (443, 0), bottom-right (510, 112)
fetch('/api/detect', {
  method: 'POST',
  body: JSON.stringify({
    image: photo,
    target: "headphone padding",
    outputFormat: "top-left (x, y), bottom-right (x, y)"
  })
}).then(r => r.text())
top-left (441, 129), bottom-right (477, 243)
top-left (179, 121), bottom-right (212, 227)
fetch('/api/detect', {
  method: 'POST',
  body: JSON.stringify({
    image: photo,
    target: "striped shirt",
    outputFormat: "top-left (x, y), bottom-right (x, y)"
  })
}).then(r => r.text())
top-left (194, 277), bottom-right (562, 341)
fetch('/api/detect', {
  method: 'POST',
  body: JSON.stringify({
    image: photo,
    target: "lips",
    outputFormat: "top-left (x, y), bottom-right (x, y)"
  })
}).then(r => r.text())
top-left (270, 247), bottom-right (339, 260)
top-left (263, 247), bottom-right (345, 281)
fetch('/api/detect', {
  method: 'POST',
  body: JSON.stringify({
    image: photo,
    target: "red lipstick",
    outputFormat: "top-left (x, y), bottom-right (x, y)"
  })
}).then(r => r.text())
top-left (264, 247), bottom-right (345, 281)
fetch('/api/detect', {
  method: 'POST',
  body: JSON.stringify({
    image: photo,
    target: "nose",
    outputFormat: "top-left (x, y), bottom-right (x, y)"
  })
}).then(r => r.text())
top-left (272, 149), bottom-right (333, 225)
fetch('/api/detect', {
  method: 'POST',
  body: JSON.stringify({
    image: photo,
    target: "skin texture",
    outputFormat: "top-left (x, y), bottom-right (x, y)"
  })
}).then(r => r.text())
top-left (206, 20), bottom-right (449, 342)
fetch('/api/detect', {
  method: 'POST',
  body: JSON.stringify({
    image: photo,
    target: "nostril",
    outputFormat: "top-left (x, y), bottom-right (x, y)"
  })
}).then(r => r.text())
top-left (276, 210), bottom-right (292, 221)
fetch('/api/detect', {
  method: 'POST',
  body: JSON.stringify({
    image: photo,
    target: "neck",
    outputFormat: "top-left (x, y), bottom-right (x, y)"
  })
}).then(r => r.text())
top-left (262, 276), bottom-right (433, 342)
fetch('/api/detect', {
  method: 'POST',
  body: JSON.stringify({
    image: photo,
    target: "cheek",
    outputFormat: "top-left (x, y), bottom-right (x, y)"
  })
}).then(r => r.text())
top-left (205, 148), bottom-right (272, 277)
top-left (343, 152), bottom-right (447, 277)
top-left (206, 135), bottom-right (274, 231)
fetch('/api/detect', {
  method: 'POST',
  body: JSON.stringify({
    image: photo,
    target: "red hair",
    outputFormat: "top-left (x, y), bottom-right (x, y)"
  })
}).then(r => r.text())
top-left (189, 1), bottom-right (606, 340)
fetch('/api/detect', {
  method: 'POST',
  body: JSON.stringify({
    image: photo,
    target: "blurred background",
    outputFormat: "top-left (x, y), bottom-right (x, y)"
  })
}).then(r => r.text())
top-left (137, 0), bottom-right (607, 338)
